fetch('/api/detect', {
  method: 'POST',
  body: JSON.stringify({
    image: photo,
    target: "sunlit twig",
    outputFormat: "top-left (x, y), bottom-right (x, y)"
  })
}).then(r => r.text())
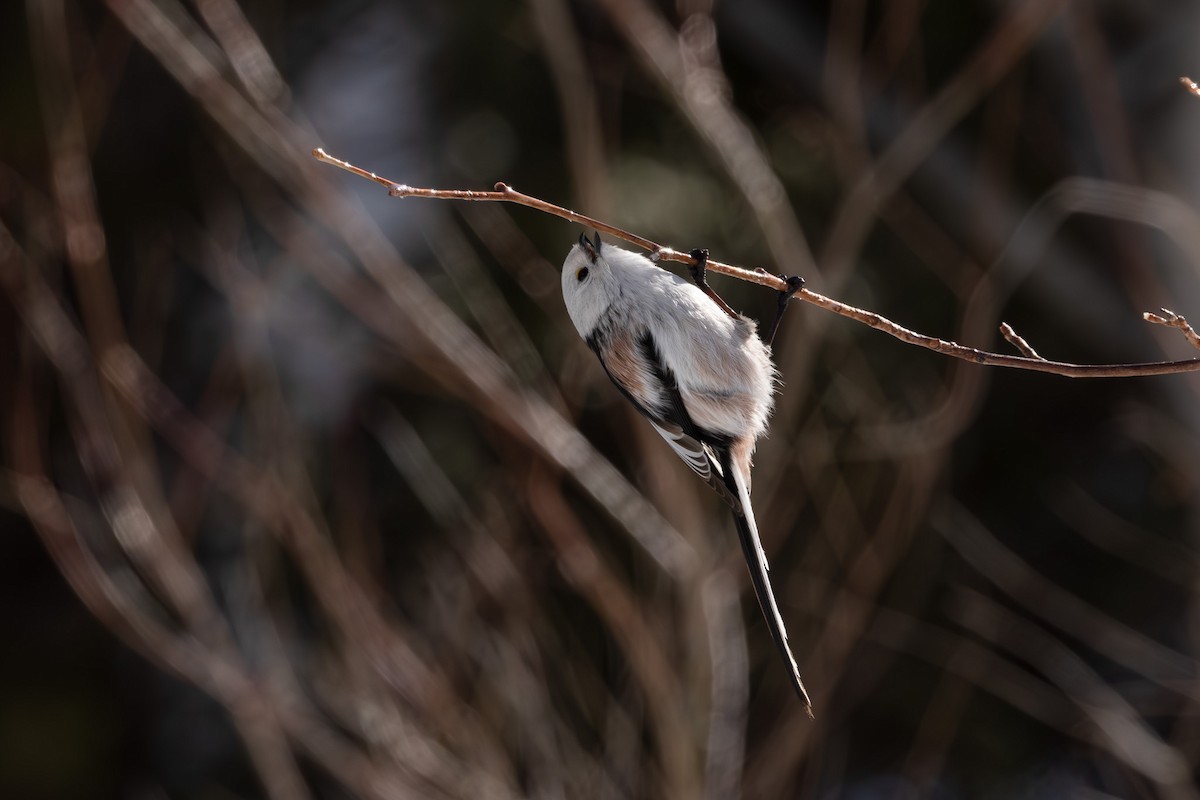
top-left (313, 148), bottom-right (1200, 379)
top-left (999, 322), bottom-right (1044, 360)
top-left (1144, 308), bottom-right (1200, 352)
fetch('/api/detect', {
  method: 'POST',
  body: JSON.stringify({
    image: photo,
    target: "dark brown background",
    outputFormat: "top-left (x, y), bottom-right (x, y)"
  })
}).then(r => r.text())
top-left (4, 0), bottom-right (1200, 797)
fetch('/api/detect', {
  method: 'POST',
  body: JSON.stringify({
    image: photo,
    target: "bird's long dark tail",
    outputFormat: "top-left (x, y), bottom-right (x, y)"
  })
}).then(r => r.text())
top-left (722, 451), bottom-right (814, 717)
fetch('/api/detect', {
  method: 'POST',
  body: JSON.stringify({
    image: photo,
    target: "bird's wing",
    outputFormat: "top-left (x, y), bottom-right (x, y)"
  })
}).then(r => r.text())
top-left (722, 450), bottom-right (814, 715)
top-left (588, 325), bottom-right (737, 505)
top-left (645, 417), bottom-right (737, 508)
top-left (635, 332), bottom-right (740, 508)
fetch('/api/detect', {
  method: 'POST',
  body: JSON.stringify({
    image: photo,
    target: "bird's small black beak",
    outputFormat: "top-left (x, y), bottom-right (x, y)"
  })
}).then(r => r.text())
top-left (579, 231), bottom-right (600, 262)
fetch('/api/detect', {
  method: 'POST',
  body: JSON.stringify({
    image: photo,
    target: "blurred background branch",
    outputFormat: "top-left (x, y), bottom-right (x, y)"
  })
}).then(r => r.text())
top-left (4, 1), bottom-right (1200, 798)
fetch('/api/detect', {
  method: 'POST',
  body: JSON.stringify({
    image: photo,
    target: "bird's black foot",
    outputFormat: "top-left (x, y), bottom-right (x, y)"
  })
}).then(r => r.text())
top-left (765, 274), bottom-right (805, 347)
top-left (686, 248), bottom-right (739, 321)
top-left (687, 248), bottom-right (710, 289)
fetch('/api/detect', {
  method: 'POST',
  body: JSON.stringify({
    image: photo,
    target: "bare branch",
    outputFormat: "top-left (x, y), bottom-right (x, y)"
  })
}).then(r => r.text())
top-left (313, 149), bottom-right (1200, 379)
top-left (312, 147), bottom-right (782, 292)
top-left (1144, 308), bottom-right (1200, 352)
top-left (999, 322), bottom-right (1045, 360)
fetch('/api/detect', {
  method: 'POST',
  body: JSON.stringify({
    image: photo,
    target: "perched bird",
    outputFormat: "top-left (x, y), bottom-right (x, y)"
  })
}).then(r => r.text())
top-left (560, 232), bottom-right (812, 714)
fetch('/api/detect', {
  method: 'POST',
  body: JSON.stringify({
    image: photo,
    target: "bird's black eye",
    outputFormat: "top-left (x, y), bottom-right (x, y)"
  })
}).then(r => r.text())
top-left (576, 266), bottom-right (589, 282)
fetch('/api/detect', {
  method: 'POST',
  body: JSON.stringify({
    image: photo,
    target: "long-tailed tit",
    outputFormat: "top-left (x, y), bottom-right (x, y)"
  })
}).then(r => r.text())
top-left (561, 232), bottom-right (812, 714)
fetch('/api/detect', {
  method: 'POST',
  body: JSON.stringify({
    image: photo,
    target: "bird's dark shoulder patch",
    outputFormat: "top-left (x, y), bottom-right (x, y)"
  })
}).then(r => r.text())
top-left (637, 331), bottom-right (733, 450)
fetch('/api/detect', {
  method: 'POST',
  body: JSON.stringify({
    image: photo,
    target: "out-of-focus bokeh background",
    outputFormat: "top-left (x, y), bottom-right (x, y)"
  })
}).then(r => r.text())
top-left (5, 0), bottom-right (1200, 797)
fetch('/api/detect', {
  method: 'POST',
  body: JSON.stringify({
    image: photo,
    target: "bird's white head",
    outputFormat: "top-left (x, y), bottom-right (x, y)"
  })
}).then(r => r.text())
top-left (561, 231), bottom-right (621, 338)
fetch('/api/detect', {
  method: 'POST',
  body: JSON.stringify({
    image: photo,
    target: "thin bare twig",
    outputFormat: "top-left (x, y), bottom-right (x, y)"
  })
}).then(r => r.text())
top-left (999, 322), bottom-right (1044, 359)
top-left (1145, 308), bottom-right (1200, 352)
top-left (311, 146), bottom-right (780, 285)
top-left (312, 148), bottom-right (1200, 379)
